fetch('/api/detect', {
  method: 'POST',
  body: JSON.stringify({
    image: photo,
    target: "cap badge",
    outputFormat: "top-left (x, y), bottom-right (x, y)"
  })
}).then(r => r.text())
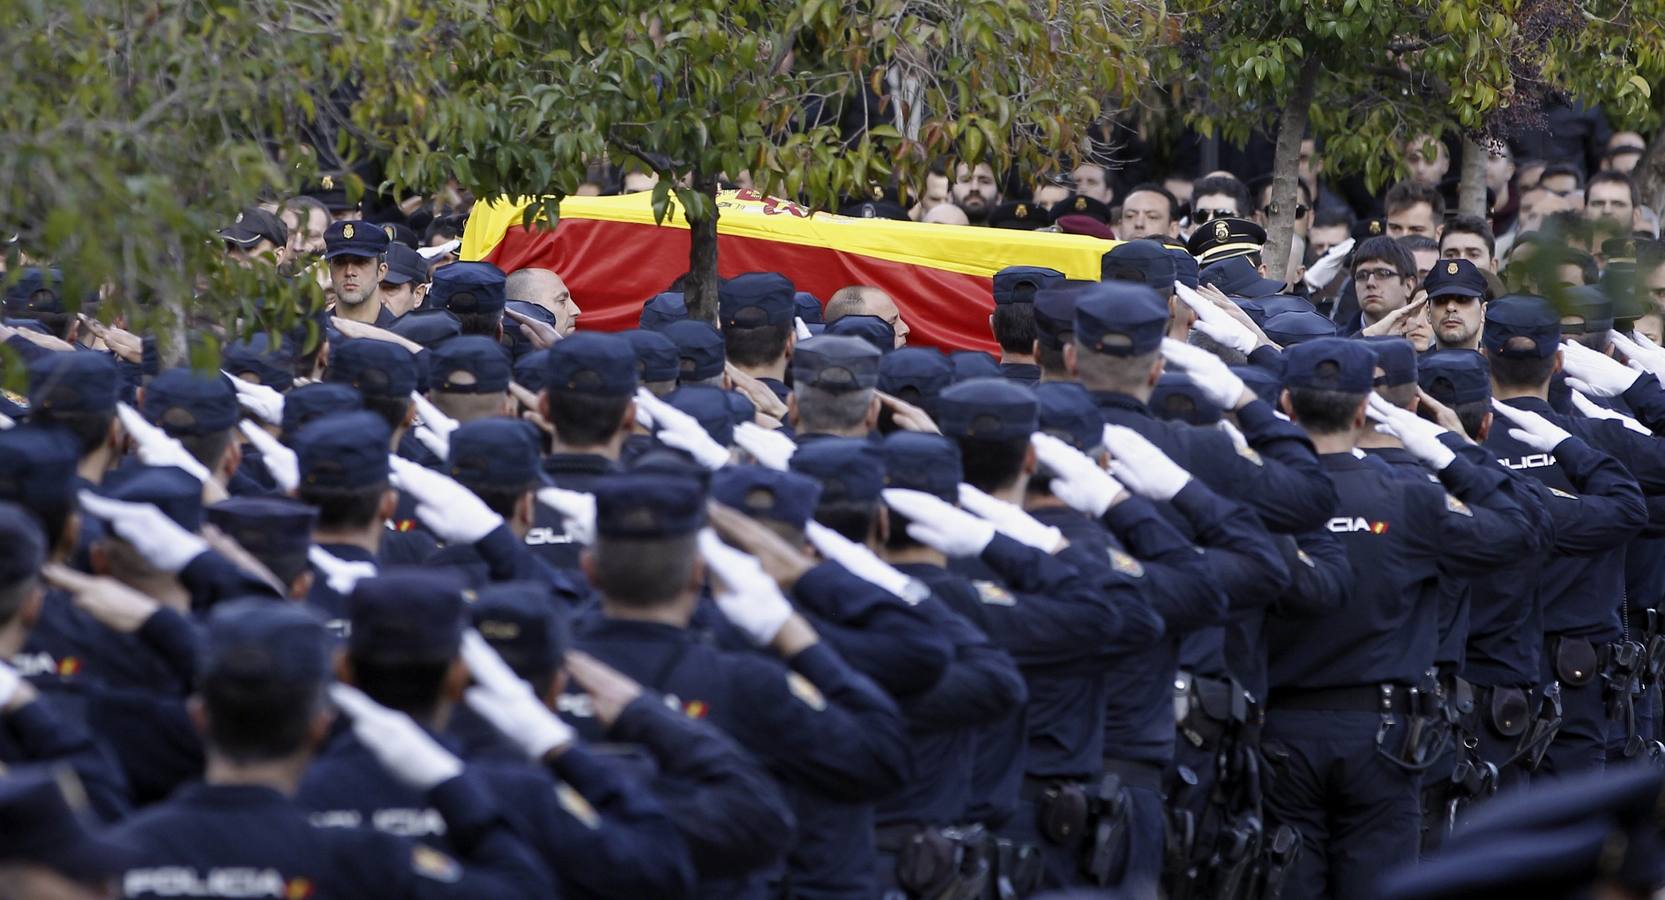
top-left (321, 175), bottom-right (335, 190)
top-left (1075, 196), bottom-right (1088, 211)
top-left (384, 225), bottom-right (396, 239)
top-left (1447, 262), bottom-right (1459, 275)
top-left (871, 184), bottom-right (884, 200)
top-left (1015, 204), bottom-right (1028, 218)
top-left (342, 223), bottom-right (355, 239)
top-left (235, 212), bottom-right (244, 224)
top-left (1369, 221), bottom-right (1382, 235)
top-left (1214, 220), bottom-right (1230, 241)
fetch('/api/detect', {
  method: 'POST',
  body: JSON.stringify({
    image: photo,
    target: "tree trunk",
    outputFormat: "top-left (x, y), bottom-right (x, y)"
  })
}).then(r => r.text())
top-left (1636, 122), bottom-right (1665, 215)
top-left (1263, 58), bottom-right (1319, 286)
top-left (1458, 136), bottom-right (1489, 219)
top-left (683, 175), bottom-right (721, 324)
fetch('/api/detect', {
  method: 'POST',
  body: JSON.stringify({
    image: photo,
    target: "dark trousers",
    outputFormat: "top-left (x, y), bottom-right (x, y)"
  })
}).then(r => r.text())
top-left (1262, 709), bottom-right (1422, 900)
top-left (1116, 783), bottom-right (1166, 900)
top-left (1539, 676), bottom-right (1607, 778)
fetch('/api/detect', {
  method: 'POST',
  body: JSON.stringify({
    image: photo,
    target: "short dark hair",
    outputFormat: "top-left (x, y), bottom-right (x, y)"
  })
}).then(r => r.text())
top-left (1397, 234), bottom-right (1439, 254)
top-left (1036, 341), bottom-right (1068, 376)
top-left (362, 396), bottom-right (411, 433)
top-left (1123, 182), bottom-right (1180, 220)
top-left (1539, 162), bottom-right (1584, 190)
top-left (423, 214), bottom-right (467, 245)
top-left (1441, 214), bottom-right (1496, 256)
top-left (954, 435), bottom-right (1029, 492)
top-left (464, 484), bottom-right (531, 520)
top-left (547, 391), bottom-right (631, 447)
top-left (591, 534), bottom-right (697, 608)
top-left (177, 428), bottom-right (234, 472)
top-left (1285, 386), bottom-right (1366, 435)
top-left (1352, 236), bottom-right (1417, 278)
top-left (795, 385), bottom-right (874, 434)
top-left (452, 309), bottom-right (502, 338)
top-left (812, 498), bottom-right (878, 544)
top-left (1487, 341), bottom-right (1558, 389)
top-left (30, 408), bottom-right (113, 458)
top-left (1586, 170), bottom-right (1639, 206)
top-left (350, 658), bottom-right (450, 722)
top-left (1191, 175), bottom-right (1252, 216)
top-left (298, 483), bottom-right (388, 531)
top-left (1384, 181), bottom-right (1445, 221)
top-left (201, 676), bottom-right (324, 763)
top-left (992, 304), bottom-right (1038, 355)
top-left (1454, 399), bottom-right (1490, 440)
top-left (723, 322), bottom-right (791, 368)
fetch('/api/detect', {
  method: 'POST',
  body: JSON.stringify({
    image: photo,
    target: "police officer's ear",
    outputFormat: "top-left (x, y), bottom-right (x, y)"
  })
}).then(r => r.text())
top-left (1063, 342), bottom-right (1080, 377)
top-left (687, 552), bottom-right (707, 594)
top-left (1277, 388), bottom-right (1295, 419)
top-left (579, 548), bottom-right (597, 589)
top-left (218, 438), bottom-right (242, 481)
top-left (783, 330), bottom-right (796, 361)
top-left (441, 657), bottom-right (469, 704)
top-left (413, 283), bottom-right (431, 308)
top-left (1551, 348), bottom-right (1564, 376)
top-left (287, 569), bottom-right (314, 601)
top-left (786, 392), bottom-right (801, 429)
top-left (377, 489), bottom-right (398, 523)
top-left (88, 542), bottom-right (113, 578)
top-left (513, 492), bottom-right (536, 530)
top-left (377, 261), bottom-right (389, 283)
top-left (1475, 411), bottom-right (1494, 442)
top-left (105, 416), bottom-right (124, 455)
top-left (873, 505), bottom-right (890, 546)
top-left (399, 403), bottom-right (417, 431)
top-left (52, 513), bottom-right (80, 565)
top-left (863, 393), bottom-right (881, 433)
top-left (988, 313), bottom-right (997, 342)
top-left (1021, 441), bottom-right (1038, 477)
top-left (17, 583), bottom-right (43, 630)
top-left (1145, 354), bottom-right (1165, 389)
top-left (616, 399), bottom-right (638, 438)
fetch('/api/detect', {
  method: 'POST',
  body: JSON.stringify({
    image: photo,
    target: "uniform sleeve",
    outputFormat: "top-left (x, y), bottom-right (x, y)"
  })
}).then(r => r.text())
top-left (727, 642), bottom-right (910, 801)
top-left (1270, 530), bottom-right (1352, 618)
top-left (975, 534), bottom-right (1148, 664)
top-left (608, 695), bottom-right (798, 879)
top-left (791, 562), bottom-right (952, 699)
top-left (532, 745), bottom-right (697, 899)
top-left (1619, 371), bottom-right (1665, 434)
top-left (1544, 436), bottom-right (1649, 555)
top-left (1167, 477), bottom-right (1293, 609)
top-left (352, 770), bottom-right (557, 900)
top-left (135, 607), bottom-right (201, 691)
top-left (900, 598), bottom-right (1028, 730)
top-left (177, 549), bottom-right (285, 611)
top-left (1584, 416), bottom-right (1665, 495)
top-left (2, 698), bottom-right (131, 822)
top-left (1226, 400), bottom-right (1340, 533)
top-left (1430, 454), bottom-right (1541, 577)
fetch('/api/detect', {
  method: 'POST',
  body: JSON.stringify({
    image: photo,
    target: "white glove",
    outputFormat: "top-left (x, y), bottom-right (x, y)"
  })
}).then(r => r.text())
top-left (734, 422), bottom-right (797, 471)
top-left (1159, 338), bottom-right (1251, 410)
top-left (1568, 391), bottom-right (1654, 436)
top-left (1174, 284), bottom-right (1259, 356)
top-left (804, 521), bottom-right (930, 604)
top-left (78, 490), bottom-right (208, 573)
top-left (1490, 398), bottom-right (1575, 451)
top-left (0, 660), bottom-right (20, 710)
top-left (1032, 432), bottom-right (1125, 517)
top-left (460, 631), bottom-right (576, 759)
top-left (308, 545), bottom-right (377, 595)
top-left (329, 683), bottom-right (463, 792)
top-left (1101, 425), bottom-right (1194, 500)
top-left (116, 403), bottom-right (211, 483)
top-left (410, 393), bottom-right (459, 461)
top-left (0, 411), bottom-right (13, 430)
top-left (238, 421), bottom-right (298, 493)
top-left (387, 456), bottom-right (503, 544)
top-left (957, 484), bottom-right (1066, 552)
top-left (880, 488), bottom-right (997, 557)
top-left (1302, 237), bottom-right (1355, 291)
top-left (535, 488), bottom-right (595, 545)
top-left (1366, 395), bottom-right (1456, 470)
top-left (697, 529), bottom-right (794, 645)
top-left (1615, 329), bottom-right (1665, 375)
top-left (794, 317), bottom-right (814, 341)
top-left (1561, 339), bottom-right (1642, 398)
top-left (225, 375), bottom-right (285, 426)
top-left (636, 389), bottom-right (731, 470)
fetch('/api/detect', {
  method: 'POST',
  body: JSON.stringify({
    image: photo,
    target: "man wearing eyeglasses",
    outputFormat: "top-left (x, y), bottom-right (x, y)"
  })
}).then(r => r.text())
top-left (1347, 236), bottom-right (1419, 334)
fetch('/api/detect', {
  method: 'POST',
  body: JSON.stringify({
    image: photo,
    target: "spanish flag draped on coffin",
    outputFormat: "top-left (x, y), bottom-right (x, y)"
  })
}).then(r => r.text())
top-left (460, 190), bottom-right (1115, 353)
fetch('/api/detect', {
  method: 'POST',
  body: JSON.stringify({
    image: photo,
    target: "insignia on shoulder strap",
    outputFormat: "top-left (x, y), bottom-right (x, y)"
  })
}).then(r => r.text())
top-left (1108, 549), bottom-right (1145, 577)
top-left (555, 782), bottom-right (601, 829)
top-left (1548, 487), bottom-right (1577, 499)
top-left (1237, 445), bottom-right (1263, 466)
top-left (973, 580), bottom-right (1015, 606)
top-left (410, 845), bottom-right (462, 883)
top-left (1444, 494), bottom-right (1473, 517)
top-left (786, 671), bottom-right (828, 711)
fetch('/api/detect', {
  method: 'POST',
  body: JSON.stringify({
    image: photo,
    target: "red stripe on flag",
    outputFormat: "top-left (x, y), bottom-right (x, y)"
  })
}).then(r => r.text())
top-left (484, 220), bottom-right (1000, 354)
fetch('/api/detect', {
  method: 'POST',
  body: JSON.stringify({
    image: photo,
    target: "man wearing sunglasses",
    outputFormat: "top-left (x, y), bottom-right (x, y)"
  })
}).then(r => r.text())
top-left (1186, 174), bottom-right (1252, 235)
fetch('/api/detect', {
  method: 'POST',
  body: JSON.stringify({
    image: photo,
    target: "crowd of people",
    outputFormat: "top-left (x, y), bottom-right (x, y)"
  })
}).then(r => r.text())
top-left (4, 104), bottom-right (1665, 900)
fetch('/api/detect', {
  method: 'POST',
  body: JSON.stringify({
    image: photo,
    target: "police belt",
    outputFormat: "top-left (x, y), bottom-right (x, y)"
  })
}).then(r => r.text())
top-left (1099, 757), bottom-right (1165, 793)
top-left (874, 822), bottom-right (938, 854)
top-left (1267, 683), bottom-right (1414, 716)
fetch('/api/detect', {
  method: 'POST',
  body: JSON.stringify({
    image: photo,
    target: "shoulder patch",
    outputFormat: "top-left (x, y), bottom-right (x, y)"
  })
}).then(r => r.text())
top-left (555, 782), bottom-right (601, 829)
top-left (1107, 548), bottom-right (1145, 578)
top-left (1237, 445), bottom-right (1264, 466)
top-left (1548, 487), bottom-right (1577, 500)
top-left (1444, 494), bottom-right (1473, 517)
top-left (410, 845), bottom-right (462, 883)
top-left (786, 671), bottom-right (828, 711)
top-left (1295, 549), bottom-right (1316, 568)
top-left (1, 390), bottom-right (28, 410)
top-left (973, 580), bottom-right (1016, 606)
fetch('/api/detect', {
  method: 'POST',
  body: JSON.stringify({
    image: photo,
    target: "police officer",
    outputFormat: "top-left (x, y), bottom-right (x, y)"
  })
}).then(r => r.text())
top-left (428, 261), bottom-right (510, 338)
top-left (139, 368), bottom-right (245, 498)
top-left (298, 571), bottom-right (695, 899)
top-left (205, 496), bottom-right (320, 600)
top-left (720, 272), bottom-right (798, 401)
top-left (824, 315), bottom-right (896, 354)
top-left (623, 329), bottom-right (682, 398)
top-left (640, 291), bottom-right (690, 331)
top-left (426, 335), bottom-right (515, 425)
top-left (323, 219), bottom-right (396, 326)
top-left (1262, 338), bottom-right (1539, 898)
top-left (789, 335), bottom-right (884, 441)
top-left (27, 351), bottom-right (125, 488)
top-left (571, 473), bottom-right (909, 899)
top-left (294, 411), bottom-right (396, 618)
top-left (381, 242), bottom-right (433, 318)
top-left (666, 320), bottom-right (728, 386)
top-left (113, 600), bottom-right (555, 898)
top-left (989, 267), bottom-right (1065, 386)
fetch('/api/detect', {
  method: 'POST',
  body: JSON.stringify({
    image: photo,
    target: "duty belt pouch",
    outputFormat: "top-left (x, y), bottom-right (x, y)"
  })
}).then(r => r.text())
top-left (1037, 782), bottom-right (1090, 848)
top-left (895, 829), bottom-right (957, 899)
top-left (1555, 637), bottom-right (1599, 687)
top-left (1484, 687), bottom-right (1530, 739)
top-left (1082, 773), bottom-right (1128, 886)
top-left (1182, 677), bottom-right (1244, 748)
top-left (1450, 677), bottom-right (1476, 718)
